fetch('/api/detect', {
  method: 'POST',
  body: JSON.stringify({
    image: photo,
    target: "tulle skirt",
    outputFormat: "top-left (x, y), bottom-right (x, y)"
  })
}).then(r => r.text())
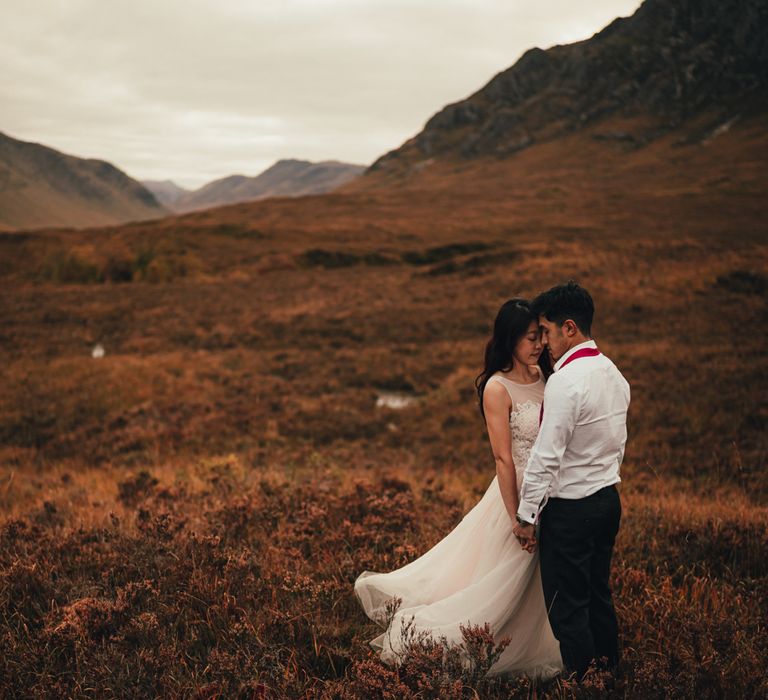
top-left (354, 475), bottom-right (563, 679)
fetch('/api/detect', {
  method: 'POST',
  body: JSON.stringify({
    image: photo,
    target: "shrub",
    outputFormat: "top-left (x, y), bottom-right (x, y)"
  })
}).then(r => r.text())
top-left (43, 251), bottom-right (101, 284)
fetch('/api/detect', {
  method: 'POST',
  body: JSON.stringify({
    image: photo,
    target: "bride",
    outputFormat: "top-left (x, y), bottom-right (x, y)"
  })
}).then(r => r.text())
top-left (354, 298), bottom-right (563, 679)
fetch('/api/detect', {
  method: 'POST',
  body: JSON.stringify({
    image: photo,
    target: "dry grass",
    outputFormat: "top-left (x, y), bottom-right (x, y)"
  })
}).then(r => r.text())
top-left (0, 120), bottom-right (767, 698)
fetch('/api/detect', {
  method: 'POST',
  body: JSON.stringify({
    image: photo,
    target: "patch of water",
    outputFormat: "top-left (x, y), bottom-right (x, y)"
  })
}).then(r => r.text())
top-left (375, 391), bottom-right (417, 409)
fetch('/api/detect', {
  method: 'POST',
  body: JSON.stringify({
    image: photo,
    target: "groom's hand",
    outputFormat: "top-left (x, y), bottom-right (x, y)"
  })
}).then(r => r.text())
top-left (513, 521), bottom-right (536, 553)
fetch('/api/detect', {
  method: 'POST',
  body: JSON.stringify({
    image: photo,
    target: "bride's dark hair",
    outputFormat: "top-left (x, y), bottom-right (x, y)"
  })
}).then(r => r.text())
top-left (475, 298), bottom-right (553, 418)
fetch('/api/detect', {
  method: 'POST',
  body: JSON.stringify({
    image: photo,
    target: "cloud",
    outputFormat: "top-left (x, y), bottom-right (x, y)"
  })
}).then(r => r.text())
top-left (1, 0), bottom-right (642, 187)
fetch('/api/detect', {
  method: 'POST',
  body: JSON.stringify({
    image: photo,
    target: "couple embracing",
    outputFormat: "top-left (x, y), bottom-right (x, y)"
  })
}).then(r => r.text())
top-left (355, 281), bottom-right (630, 681)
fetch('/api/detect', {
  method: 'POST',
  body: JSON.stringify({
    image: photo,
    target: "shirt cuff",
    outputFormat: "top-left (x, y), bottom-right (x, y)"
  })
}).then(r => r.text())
top-left (516, 500), bottom-right (539, 524)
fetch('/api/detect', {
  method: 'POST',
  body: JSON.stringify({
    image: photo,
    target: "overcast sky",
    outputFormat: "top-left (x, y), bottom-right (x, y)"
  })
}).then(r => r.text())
top-left (1, 0), bottom-right (642, 188)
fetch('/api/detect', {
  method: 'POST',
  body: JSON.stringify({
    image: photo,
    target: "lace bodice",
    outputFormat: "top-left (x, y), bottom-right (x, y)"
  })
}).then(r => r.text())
top-left (486, 372), bottom-right (545, 484)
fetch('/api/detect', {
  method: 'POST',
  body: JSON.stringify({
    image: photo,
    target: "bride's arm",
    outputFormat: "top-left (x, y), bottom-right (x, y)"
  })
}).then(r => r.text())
top-left (482, 382), bottom-right (519, 523)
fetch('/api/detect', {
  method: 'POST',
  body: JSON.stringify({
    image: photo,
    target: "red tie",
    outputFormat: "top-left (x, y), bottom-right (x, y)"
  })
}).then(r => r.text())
top-left (538, 347), bottom-right (601, 425)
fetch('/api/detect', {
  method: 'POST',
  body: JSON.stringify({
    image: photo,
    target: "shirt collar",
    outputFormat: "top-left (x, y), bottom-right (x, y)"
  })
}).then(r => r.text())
top-left (553, 339), bottom-right (597, 372)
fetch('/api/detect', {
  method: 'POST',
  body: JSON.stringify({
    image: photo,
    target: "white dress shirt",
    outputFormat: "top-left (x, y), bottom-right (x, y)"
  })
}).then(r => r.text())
top-left (517, 340), bottom-right (630, 524)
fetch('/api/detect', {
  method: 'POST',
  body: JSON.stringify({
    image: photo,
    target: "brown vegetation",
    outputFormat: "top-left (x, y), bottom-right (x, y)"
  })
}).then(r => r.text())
top-left (0, 117), bottom-right (767, 697)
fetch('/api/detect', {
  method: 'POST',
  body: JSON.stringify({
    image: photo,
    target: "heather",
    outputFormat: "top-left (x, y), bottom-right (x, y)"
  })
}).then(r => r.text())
top-left (1, 118), bottom-right (767, 697)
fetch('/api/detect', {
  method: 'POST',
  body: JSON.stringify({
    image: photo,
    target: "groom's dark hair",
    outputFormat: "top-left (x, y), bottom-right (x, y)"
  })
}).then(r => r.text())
top-left (532, 281), bottom-right (594, 336)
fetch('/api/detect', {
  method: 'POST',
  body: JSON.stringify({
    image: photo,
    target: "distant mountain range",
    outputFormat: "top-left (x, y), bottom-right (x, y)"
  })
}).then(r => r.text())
top-left (365, 0), bottom-right (768, 178)
top-left (142, 159), bottom-right (366, 213)
top-left (0, 131), bottom-right (364, 230)
top-left (0, 132), bottom-right (167, 230)
top-left (140, 179), bottom-right (189, 209)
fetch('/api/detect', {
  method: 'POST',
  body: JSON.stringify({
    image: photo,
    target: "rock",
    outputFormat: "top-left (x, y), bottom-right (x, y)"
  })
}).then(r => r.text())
top-left (367, 0), bottom-right (768, 174)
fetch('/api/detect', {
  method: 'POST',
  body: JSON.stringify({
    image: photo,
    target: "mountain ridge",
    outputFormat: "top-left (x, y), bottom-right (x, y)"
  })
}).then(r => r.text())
top-left (147, 158), bottom-right (366, 213)
top-left (0, 131), bottom-right (168, 230)
top-left (363, 0), bottom-right (768, 179)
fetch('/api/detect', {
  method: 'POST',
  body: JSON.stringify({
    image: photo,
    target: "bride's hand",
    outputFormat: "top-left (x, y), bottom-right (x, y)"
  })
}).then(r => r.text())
top-left (513, 521), bottom-right (536, 553)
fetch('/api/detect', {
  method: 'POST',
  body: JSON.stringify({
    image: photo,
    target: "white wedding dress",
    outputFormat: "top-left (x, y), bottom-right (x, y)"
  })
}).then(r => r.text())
top-left (354, 372), bottom-right (563, 678)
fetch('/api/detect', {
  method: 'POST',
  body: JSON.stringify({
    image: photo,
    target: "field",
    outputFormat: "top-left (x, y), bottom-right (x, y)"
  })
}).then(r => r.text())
top-left (1, 117), bottom-right (767, 698)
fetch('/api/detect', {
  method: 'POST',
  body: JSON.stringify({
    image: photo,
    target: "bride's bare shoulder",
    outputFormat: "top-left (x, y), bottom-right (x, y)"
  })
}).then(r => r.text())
top-left (483, 376), bottom-right (512, 404)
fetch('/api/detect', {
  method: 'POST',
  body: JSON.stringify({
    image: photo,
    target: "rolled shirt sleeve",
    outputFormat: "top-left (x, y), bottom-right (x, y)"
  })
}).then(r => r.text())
top-left (516, 373), bottom-right (581, 524)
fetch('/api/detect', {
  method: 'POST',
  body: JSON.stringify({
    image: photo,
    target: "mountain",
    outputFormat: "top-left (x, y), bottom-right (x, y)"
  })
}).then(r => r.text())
top-left (141, 180), bottom-right (190, 209)
top-left (172, 159), bottom-right (366, 213)
top-left (0, 132), bottom-right (168, 230)
top-left (364, 0), bottom-right (768, 178)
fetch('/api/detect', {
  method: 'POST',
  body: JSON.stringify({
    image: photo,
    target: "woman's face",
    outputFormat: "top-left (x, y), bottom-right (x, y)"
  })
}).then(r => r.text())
top-left (513, 320), bottom-right (543, 367)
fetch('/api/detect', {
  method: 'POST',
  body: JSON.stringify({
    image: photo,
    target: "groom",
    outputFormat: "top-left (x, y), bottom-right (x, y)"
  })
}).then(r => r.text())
top-left (512, 281), bottom-right (630, 681)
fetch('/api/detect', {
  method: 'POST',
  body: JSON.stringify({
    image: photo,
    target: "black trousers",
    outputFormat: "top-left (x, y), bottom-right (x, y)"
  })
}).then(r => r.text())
top-left (539, 484), bottom-right (621, 680)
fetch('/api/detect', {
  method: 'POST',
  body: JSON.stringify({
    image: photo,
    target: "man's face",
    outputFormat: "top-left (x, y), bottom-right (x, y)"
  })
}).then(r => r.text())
top-left (538, 315), bottom-right (569, 363)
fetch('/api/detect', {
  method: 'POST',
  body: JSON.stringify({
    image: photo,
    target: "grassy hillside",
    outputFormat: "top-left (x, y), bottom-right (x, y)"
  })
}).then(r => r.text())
top-left (0, 132), bottom-right (167, 230)
top-left (0, 118), bottom-right (766, 698)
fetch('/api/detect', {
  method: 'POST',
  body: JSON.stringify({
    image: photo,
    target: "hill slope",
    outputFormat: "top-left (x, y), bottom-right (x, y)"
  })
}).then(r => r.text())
top-left (363, 0), bottom-right (768, 179)
top-left (0, 132), bottom-right (168, 230)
